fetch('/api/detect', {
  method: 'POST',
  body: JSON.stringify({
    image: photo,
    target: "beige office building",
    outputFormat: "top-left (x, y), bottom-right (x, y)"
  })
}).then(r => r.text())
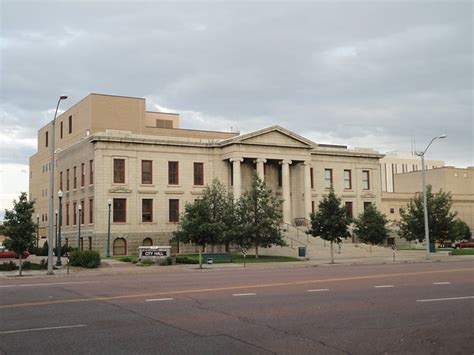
top-left (380, 151), bottom-right (444, 192)
top-left (30, 94), bottom-right (383, 256)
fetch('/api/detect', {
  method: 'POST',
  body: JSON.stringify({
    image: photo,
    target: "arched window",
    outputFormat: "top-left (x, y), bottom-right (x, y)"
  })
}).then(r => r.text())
top-left (142, 238), bottom-right (153, 246)
top-left (113, 238), bottom-right (127, 256)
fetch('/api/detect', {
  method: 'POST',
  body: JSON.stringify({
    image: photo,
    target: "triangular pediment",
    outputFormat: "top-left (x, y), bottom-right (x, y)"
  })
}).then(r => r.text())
top-left (220, 126), bottom-right (315, 148)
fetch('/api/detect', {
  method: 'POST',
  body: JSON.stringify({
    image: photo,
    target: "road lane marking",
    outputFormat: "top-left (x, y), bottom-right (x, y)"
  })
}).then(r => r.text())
top-left (1, 267), bottom-right (472, 309)
top-left (0, 281), bottom-right (99, 288)
top-left (307, 289), bottom-right (330, 292)
top-left (232, 293), bottom-right (256, 297)
top-left (432, 282), bottom-right (451, 285)
top-left (0, 324), bottom-right (86, 335)
top-left (145, 298), bottom-right (174, 302)
top-left (374, 285), bottom-right (394, 288)
top-left (417, 296), bottom-right (474, 303)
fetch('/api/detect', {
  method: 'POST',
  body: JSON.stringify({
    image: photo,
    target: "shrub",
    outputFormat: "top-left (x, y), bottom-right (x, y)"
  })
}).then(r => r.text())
top-left (31, 242), bottom-right (49, 256)
top-left (175, 256), bottom-right (199, 264)
top-left (22, 260), bottom-right (48, 270)
top-left (69, 250), bottom-right (101, 268)
top-left (140, 259), bottom-right (155, 266)
top-left (0, 261), bottom-right (18, 271)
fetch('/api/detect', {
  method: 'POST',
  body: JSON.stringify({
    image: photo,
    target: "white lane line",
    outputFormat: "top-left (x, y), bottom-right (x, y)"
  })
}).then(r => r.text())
top-left (0, 324), bottom-right (86, 335)
top-left (417, 296), bottom-right (474, 303)
top-left (307, 289), bottom-right (330, 292)
top-left (232, 293), bottom-right (256, 297)
top-left (374, 285), bottom-right (394, 288)
top-left (145, 298), bottom-right (174, 302)
top-left (0, 281), bottom-right (99, 288)
top-left (433, 282), bottom-right (451, 285)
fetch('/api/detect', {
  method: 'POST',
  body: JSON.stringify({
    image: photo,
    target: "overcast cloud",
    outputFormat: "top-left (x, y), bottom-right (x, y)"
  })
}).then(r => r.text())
top-left (0, 0), bottom-right (472, 215)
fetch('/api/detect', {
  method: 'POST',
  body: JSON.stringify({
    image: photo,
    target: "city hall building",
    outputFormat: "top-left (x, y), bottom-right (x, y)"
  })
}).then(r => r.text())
top-left (30, 94), bottom-right (383, 256)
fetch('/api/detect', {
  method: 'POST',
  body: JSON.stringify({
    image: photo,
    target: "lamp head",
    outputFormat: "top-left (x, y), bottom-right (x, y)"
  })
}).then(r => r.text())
top-left (438, 134), bottom-right (447, 139)
top-left (78, 204), bottom-right (82, 211)
top-left (55, 209), bottom-right (58, 214)
top-left (36, 214), bottom-right (40, 219)
top-left (58, 190), bottom-right (63, 198)
top-left (108, 199), bottom-right (112, 206)
top-left (60, 95), bottom-right (68, 100)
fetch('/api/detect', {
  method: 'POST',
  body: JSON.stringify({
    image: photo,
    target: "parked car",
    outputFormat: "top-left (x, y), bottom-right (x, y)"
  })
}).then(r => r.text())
top-left (453, 240), bottom-right (474, 249)
top-left (0, 247), bottom-right (30, 259)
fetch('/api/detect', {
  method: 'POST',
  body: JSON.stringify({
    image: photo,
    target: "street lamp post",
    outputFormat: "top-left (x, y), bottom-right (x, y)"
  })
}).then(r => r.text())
top-left (77, 204), bottom-right (82, 250)
top-left (56, 190), bottom-right (63, 266)
top-left (107, 199), bottom-right (112, 257)
top-left (36, 214), bottom-right (40, 247)
top-left (55, 209), bottom-right (58, 253)
top-left (416, 134), bottom-right (447, 260)
top-left (47, 95), bottom-right (68, 275)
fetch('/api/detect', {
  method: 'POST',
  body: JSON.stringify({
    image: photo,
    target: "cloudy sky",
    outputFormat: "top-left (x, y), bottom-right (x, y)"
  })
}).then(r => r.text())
top-left (0, 0), bottom-right (472, 216)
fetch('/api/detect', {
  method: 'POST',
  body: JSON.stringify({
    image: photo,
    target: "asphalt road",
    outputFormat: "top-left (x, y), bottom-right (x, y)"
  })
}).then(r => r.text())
top-left (1, 261), bottom-right (473, 354)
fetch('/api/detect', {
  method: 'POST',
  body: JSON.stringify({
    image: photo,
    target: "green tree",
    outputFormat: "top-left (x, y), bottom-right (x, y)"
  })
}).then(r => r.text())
top-left (398, 185), bottom-right (457, 244)
top-left (173, 179), bottom-right (234, 268)
top-left (452, 219), bottom-right (472, 241)
top-left (232, 173), bottom-right (285, 258)
top-left (2, 193), bottom-right (36, 276)
top-left (308, 188), bottom-right (350, 263)
top-left (353, 204), bottom-right (389, 252)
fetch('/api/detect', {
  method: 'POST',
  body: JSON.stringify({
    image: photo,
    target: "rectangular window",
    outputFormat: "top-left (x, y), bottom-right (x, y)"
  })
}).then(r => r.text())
top-left (73, 202), bottom-right (77, 225)
top-left (324, 169), bottom-right (333, 189)
top-left (66, 204), bottom-right (70, 226)
top-left (66, 169), bottom-right (70, 191)
top-left (88, 237), bottom-right (92, 251)
top-left (68, 115), bottom-right (72, 134)
top-left (168, 161), bottom-right (179, 185)
top-left (344, 170), bottom-right (352, 190)
top-left (390, 208), bottom-right (395, 214)
top-left (169, 199), bottom-right (179, 222)
top-left (59, 171), bottom-right (63, 190)
top-left (142, 199), bottom-right (153, 222)
top-left (81, 163), bottom-right (85, 187)
top-left (45, 131), bottom-right (49, 147)
top-left (60, 121), bottom-right (63, 139)
top-left (73, 166), bottom-right (77, 189)
top-left (89, 199), bottom-right (93, 224)
top-left (194, 162), bottom-right (204, 186)
top-left (364, 201), bottom-right (372, 210)
top-left (310, 168), bottom-right (314, 189)
top-left (89, 160), bottom-right (94, 185)
top-left (278, 166), bottom-right (282, 187)
top-left (362, 170), bottom-right (370, 190)
top-left (345, 201), bottom-right (353, 219)
top-left (80, 200), bottom-right (85, 224)
top-left (141, 160), bottom-right (153, 184)
top-left (113, 159), bottom-right (125, 183)
top-left (113, 198), bottom-right (126, 222)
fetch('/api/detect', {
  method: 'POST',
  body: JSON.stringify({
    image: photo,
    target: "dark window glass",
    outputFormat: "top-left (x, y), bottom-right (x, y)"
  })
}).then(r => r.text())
top-left (66, 169), bottom-right (70, 191)
top-left (73, 166), bottom-right (77, 189)
top-left (89, 160), bottom-right (94, 185)
top-left (81, 163), bottom-right (85, 187)
top-left (142, 199), bottom-right (153, 222)
top-left (45, 131), bottom-right (49, 147)
top-left (362, 170), bottom-right (370, 190)
top-left (278, 166), bottom-right (282, 187)
top-left (310, 168), bottom-right (314, 189)
top-left (66, 204), bottom-right (70, 226)
top-left (345, 201), bottom-right (353, 219)
top-left (168, 161), bottom-right (179, 185)
top-left (73, 202), bottom-right (77, 225)
top-left (194, 162), bottom-right (204, 185)
top-left (142, 160), bottom-right (153, 184)
top-left (59, 171), bottom-right (63, 190)
top-left (113, 198), bottom-right (126, 222)
top-left (80, 200), bottom-right (85, 224)
top-left (324, 169), bottom-right (333, 189)
top-left (60, 121), bottom-right (63, 139)
top-left (68, 115), bottom-right (72, 134)
top-left (364, 201), bottom-right (372, 210)
top-left (344, 170), bottom-right (352, 189)
top-left (89, 199), bottom-right (94, 223)
top-left (114, 159), bottom-right (125, 183)
top-left (169, 199), bottom-right (179, 222)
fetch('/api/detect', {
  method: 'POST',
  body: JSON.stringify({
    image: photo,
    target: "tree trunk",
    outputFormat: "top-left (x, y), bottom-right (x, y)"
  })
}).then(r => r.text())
top-left (255, 244), bottom-right (259, 259)
top-left (199, 250), bottom-right (202, 269)
top-left (19, 254), bottom-right (23, 277)
top-left (330, 241), bottom-right (334, 264)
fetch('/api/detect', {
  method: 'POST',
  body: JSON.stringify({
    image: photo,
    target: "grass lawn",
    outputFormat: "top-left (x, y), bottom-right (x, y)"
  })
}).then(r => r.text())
top-left (180, 254), bottom-right (301, 264)
top-left (103, 255), bottom-right (138, 262)
top-left (450, 249), bottom-right (474, 256)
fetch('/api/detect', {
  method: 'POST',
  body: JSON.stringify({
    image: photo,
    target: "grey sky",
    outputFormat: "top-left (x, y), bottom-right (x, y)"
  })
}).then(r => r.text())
top-left (0, 0), bottom-right (472, 214)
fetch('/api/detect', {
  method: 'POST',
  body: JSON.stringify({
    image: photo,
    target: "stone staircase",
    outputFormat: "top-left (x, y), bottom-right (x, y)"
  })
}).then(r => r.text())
top-left (259, 223), bottom-right (395, 261)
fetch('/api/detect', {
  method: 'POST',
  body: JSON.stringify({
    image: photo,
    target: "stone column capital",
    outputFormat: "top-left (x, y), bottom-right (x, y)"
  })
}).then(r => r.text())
top-left (254, 158), bottom-right (267, 164)
top-left (229, 157), bottom-right (244, 163)
top-left (280, 159), bottom-right (292, 165)
top-left (303, 161), bottom-right (312, 166)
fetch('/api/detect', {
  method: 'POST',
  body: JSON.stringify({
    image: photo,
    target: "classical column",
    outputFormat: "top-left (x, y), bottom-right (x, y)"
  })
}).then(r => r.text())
top-left (303, 161), bottom-right (312, 221)
top-left (230, 158), bottom-right (244, 199)
top-left (255, 158), bottom-right (267, 181)
top-left (281, 160), bottom-right (292, 224)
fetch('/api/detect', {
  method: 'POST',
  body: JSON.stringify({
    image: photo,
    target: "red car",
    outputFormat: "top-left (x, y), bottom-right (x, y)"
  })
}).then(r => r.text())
top-left (0, 247), bottom-right (30, 259)
top-left (453, 240), bottom-right (474, 249)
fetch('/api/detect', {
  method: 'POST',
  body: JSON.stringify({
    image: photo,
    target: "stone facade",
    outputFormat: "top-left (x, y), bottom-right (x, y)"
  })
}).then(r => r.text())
top-left (30, 93), bottom-right (383, 256)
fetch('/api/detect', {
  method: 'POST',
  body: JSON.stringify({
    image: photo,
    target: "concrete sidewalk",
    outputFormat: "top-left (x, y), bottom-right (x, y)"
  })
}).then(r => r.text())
top-left (1, 249), bottom-right (472, 279)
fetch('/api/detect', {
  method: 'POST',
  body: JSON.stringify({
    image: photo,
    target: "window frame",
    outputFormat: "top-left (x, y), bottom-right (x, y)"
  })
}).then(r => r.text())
top-left (345, 201), bottom-right (353, 220)
top-left (193, 162), bottom-right (204, 186)
top-left (81, 163), bottom-right (85, 187)
top-left (141, 160), bottom-right (153, 185)
top-left (73, 166), bottom-right (77, 189)
top-left (324, 169), bottom-right (333, 189)
top-left (142, 198), bottom-right (153, 222)
top-left (169, 199), bottom-right (179, 222)
top-left (362, 170), bottom-right (370, 190)
top-left (343, 170), bottom-right (352, 190)
top-left (89, 198), bottom-right (94, 224)
top-left (113, 159), bottom-right (126, 184)
top-left (168, 161), bottom-right (179, 185)
top-left (113, 198), bottom-right (127, 223)
top-left (89, 160), bottom-right (94, 185)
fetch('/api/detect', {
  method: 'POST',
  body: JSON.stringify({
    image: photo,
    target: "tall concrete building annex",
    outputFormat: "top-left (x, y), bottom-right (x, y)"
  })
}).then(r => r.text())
top-left (30, 93), bottom-right (384, 255)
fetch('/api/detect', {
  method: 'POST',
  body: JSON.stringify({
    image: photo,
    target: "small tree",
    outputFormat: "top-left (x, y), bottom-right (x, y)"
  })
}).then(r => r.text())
top-left (353, 204), bottom-right (389, 252)
top-left (2, 193), bottom-right (36, 276)
top-left (452, 219), bottom-right (472, 242)
top-left (232, 174), bottom-right (285, 258)
top-left (308, 188), bottom-right (349, 263)
top-left (172, 179), bottom-right (234, 268)
top-left (398, 185), bottom-right (457, 244)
